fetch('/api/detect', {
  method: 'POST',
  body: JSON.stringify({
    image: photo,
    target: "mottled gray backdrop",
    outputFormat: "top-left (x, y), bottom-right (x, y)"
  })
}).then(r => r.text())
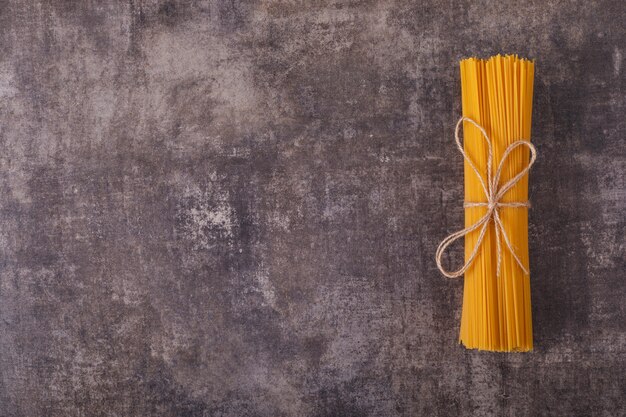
top-left (0, 1), bottom-right (624, 416)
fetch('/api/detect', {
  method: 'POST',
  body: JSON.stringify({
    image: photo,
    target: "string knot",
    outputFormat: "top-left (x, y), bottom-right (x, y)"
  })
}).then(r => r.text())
top-left (435, 117), bottom-right (538, 279)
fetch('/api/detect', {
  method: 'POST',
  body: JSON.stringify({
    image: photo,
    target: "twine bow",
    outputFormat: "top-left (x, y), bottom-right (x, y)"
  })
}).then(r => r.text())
top-left (435, 117), bottom-right (537, 278)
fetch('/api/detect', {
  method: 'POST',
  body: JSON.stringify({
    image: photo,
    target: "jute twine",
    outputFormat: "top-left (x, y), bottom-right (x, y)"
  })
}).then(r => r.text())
top-left (435, 117), bottom-right (537, 278)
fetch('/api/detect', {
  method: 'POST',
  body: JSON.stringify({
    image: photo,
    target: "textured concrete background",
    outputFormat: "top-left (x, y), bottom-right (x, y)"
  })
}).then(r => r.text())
top-left (0, 1), bottom-right (624, 416)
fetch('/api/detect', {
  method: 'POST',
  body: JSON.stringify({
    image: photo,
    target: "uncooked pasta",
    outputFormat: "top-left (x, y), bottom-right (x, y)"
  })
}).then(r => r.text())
top-left (436, 55), bottom-right (536, 352)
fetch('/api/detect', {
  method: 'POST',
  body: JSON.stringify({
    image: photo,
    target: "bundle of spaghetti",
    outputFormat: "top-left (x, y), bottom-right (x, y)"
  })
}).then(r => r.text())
top-left (457, 55), bottom-right (535, 351)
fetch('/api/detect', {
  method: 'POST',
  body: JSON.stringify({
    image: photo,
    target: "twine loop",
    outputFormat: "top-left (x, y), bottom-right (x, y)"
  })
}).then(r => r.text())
top-left (435, 117), bottom-right (537, 278)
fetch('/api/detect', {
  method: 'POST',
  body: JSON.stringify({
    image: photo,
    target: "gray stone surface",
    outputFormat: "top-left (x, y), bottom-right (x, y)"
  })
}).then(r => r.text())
top-left (0, 1), bottom-right (624, 416)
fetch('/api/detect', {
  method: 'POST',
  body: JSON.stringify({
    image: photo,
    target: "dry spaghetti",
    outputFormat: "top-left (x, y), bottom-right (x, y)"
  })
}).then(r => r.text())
top-left (436, 55), bottom-right (536, 352)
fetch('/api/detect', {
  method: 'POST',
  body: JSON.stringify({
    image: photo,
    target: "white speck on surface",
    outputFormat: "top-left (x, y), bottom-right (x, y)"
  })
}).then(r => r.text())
top-left (255, 266), bottom-right (277, 309)
top-left (178, 185), bottom-right (235, 250)
top-left (613, 46), bottom-right (622, 76)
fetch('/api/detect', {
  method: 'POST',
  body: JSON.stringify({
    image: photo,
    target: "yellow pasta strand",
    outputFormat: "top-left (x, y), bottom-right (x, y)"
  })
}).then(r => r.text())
top-left (458, 55), bottom-right (534, 352)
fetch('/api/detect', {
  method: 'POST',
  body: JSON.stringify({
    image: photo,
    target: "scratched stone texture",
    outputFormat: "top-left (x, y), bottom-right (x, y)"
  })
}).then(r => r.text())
top-left (0, 1), bottom-right (624, 416)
